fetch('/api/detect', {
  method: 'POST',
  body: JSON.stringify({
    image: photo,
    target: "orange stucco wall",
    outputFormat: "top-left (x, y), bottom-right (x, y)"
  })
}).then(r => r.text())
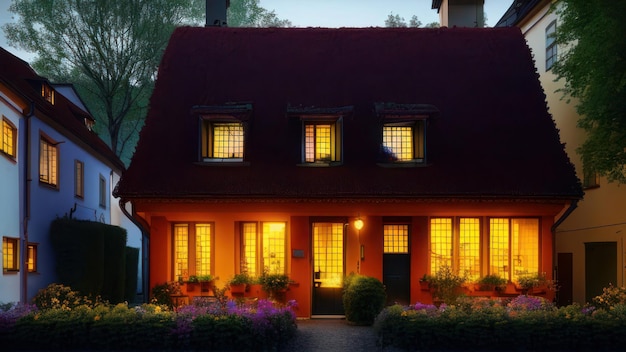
top-left (137, 200), bottom-right (565, 317)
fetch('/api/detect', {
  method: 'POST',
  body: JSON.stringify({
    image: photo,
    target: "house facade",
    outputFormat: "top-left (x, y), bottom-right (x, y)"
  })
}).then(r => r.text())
top-left (114, 26), bottom-right (582, 317)
top-left (0, 47), bottom-right (142, 304)
top-left (496, 0), bottom-right (626, 306)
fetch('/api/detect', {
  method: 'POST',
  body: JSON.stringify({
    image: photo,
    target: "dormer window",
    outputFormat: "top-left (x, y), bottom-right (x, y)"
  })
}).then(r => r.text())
top-left (41, 83), bottom-right (55, 105)
top-left (289, 105), bottom-right (352, 166)
top-left (194, 103), bottom-right (252, 164)
top-left (376, 103), bottom-right (438, 166)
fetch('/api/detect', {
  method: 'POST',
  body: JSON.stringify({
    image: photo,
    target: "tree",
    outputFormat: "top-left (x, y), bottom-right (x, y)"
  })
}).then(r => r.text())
top-left (4, 0), bottom-right (205, 164)
top-left (552, 0), bottom-right (626, 183)
top-left (227, 0), bottom-right (292, 27)
top-left (4, 0), bottom-right (290, 165)
top-left (385, 13), bottom-right (421, 28)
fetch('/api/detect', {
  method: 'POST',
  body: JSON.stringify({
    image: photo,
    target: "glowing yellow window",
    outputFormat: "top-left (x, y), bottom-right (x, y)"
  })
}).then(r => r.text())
top-left (313, 223), bottom-right (344, 288)
top-left (3, 237), bottom-right (19, 271)
top-left (382, 124), bottom-right (423, 161)
top-left (39, 136), bottom-right (58, 186)
top-left (2, 118), bottom-right (17, 158)
top-left (41, 83), bottom-right (55, 104)
top-left (511, 219), bottom-right (539, 282)
top-left (241, 223), bottom-right (258, 277)
top-left (304, 122), bottom-right (340, 163)
top-left (262, 222), bottom-right (286, 274)
top-left (173, 224), bottom-right (189, 280)
top-left (201, 120), bottom-right (244, 161)
top-left (458, 218), bottom-right (480, 281)
top-left (430, 218), bottom-right (452, 274)
top-left (195, 224), bottom-right (211, 276)
top-left (489, 218), bottom-right (509, 279)
top-left (27, 244), bottom-right (37, 272)
top-left (384, 224), bottom-right (409, 253)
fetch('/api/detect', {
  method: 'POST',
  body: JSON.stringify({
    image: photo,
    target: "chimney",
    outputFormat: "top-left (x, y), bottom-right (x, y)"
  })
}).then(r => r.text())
top-left (432, 0), bottom-right (485, 28)
top-left (206, 0), bottom-right (229, 27)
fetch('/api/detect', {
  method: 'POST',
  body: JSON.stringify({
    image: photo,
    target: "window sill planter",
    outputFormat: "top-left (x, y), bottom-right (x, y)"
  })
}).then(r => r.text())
top-left (229, 283), bottom-right (247, 294)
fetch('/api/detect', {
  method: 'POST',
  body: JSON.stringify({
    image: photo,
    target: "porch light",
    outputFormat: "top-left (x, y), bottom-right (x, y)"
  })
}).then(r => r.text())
top-left (354, 218), bottom-right (364, 231)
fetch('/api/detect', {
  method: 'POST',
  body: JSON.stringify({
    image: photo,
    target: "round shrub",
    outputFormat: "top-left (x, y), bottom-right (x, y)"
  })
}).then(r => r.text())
top-left (342, 274), bottom-right (386, 325)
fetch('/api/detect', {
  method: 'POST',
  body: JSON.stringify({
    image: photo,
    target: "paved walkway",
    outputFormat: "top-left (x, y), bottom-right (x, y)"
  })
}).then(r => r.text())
top-left (280, 318), bottom-right (400, 352)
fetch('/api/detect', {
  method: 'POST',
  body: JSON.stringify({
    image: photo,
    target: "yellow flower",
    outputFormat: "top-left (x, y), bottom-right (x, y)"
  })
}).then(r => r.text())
top-left (94, 315), bottom-right (101, 321)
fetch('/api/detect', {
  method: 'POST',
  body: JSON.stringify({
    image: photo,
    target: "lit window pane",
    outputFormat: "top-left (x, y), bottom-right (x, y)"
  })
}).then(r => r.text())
top-left (430, 218), bottom-right (452, 274)
top-left (384, 224), bottom-right (409, 253)
top-left (195, 224), bottom-right (211, 276)
top-left (39, 139), bottom-right (58, 185)
top-left (262, 222), bottom-right (286, 274)
top-left (313, 223), bottom-right (344, 287)
top-left (305, 123), bottom-right (334, 162)
top-left (490, 218), bottom-right (509, 279)
top-left (174, 224), bottom-right (189, 280)
top-left (511, 219), bottom-right (539, 282)
top-left (242, 223), bottom-right (257, 277)
top-left (459, 218), bottom-right (480, 281)
top-left (213, 123), bottom-right (243, 158)
top-left (383, 126), bottom-right (413, 161)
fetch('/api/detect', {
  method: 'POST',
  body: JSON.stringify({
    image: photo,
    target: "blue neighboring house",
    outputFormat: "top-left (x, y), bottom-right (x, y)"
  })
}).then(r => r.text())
top-left (0, 47), bottom-right (142, 304)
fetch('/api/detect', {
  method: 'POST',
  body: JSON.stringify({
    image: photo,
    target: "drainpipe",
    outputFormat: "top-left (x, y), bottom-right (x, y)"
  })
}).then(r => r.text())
top-left (21, 102), bottom-right (35, 304)
top-left (118, 198), bottom-right (150, 303)
top-left (551, 199), bottom-right (578, 294)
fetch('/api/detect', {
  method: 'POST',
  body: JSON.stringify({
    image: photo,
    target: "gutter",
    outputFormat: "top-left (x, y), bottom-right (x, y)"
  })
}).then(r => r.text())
top-left (551, 199), bottom-right (578, 291)
top-left (21, 102), bottom-right (35, 304)
top-left (118, 198), bottom-right (151, 303)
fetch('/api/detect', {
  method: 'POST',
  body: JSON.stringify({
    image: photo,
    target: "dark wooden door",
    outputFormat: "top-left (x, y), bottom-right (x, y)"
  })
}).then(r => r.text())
top-left (557, 252), bottom-right (573, 307)
top-left (585, 242), bottom-right (617, 302)
top-left (311, 223), bottom-right (345, 316)
top-left (383, 253), bottom-right (411, 306)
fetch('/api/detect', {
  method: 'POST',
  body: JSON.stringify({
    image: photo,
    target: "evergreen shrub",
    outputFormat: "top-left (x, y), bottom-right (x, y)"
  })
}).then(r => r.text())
top-left (342, 274), bottom-right (386, 325)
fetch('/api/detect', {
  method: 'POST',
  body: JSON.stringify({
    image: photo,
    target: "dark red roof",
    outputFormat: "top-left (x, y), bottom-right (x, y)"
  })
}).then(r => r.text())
top-left (115, 26), bottom-right (582, 200)
top-left (0, 47), bottom-right (125, 171)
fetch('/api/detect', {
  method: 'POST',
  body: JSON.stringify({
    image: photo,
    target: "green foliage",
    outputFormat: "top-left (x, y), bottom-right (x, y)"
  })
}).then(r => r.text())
top-left (229, 272), bottom-right (251, 285)
top-left (32, 283), bottom-right (105, 311)
top-left (552, 0), bottom-right (626, 183)
top-left (384, 13), bottom-right (421, 27)
top-left (517, 272), bottom-right (547, 290)
top-left (592, 283), bottom-right (626, 311)
top-left (477, 274), bottom-right (507, 289)
top-left (342, 274), bottom-right (386, 325)
top-left (227, 0), bottom-right (292, 27)
top-left (150, 282), bottom-right (181, 309)
top-left (259, 273), bottom-right (290, 292)
top-left (374, 296), bottom-right (626, 351)
top-left (430, 265), bottom-right (466, 304)
top-left (50, 218), bottom-right (129, 303)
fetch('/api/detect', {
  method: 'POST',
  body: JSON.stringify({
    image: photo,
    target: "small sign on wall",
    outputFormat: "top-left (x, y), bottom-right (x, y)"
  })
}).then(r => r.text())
top-left (292, 249), bottom-right (305, 258)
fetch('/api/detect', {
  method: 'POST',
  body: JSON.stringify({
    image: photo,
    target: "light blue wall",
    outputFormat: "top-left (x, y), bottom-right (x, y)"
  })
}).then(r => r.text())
top-left (0, 94), bottom-right (22, 304)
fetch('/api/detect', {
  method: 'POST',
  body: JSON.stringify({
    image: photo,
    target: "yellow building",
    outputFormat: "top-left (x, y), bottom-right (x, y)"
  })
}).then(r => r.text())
top-left (497, 0), bottom-right (626, 305)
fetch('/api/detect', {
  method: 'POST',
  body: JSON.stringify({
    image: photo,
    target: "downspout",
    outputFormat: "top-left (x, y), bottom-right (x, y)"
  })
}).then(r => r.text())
top-left (118, 198), bottom-right (150, 303)
top-left (21, 102), bottom-right (35, 304)
top-left (551, 199), bottom-right (579, 294)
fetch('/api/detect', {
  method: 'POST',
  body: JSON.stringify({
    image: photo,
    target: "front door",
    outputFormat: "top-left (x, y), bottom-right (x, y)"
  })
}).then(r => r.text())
top-left (312, 222), bottom-right (345, 316)
top-left (382, 224), bottom-right (411, 306)
top-left (585, 242), bottom-right (617, 302)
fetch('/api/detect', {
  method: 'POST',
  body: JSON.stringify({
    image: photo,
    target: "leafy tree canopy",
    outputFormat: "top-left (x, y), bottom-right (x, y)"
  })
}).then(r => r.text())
top-left (4, 0), bottom-right (290, 165)
top-left (385, 13), bottom-right (439, 28)
top-left (552, 0), bottom-right (626, 183)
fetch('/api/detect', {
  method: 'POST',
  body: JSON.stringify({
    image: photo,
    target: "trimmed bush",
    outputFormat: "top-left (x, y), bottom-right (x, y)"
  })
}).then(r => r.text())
top-left (342, 274), bottom-right (386, 325)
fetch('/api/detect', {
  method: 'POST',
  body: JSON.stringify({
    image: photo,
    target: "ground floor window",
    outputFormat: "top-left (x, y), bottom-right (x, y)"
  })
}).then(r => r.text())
top-left (383, 224), bottom-right (409, 253)
top-left (240, 222), bottom-right (287, 276)
top-left (173, 223), bottom-right (214, 280)
top-left (429, 217), bottom-right (539, 283)
top-left (3, 237), bottom-right (19, 271)
top-left (27, 243), bottom-right (38, 272)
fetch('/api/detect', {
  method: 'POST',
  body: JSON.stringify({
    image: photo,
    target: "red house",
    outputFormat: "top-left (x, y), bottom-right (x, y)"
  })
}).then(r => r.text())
top-left (114, 26), bottom-right (582, 317)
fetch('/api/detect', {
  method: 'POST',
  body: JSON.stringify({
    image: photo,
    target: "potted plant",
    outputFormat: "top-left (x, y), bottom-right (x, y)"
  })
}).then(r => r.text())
top-left (429, 266), bottom-right (466, 305)
top-left (229, 273), bottom-right (251, 294)
top-left (419, 274), bottom-right (432, 291)
top-left (260, 273), bottom-right (291, 299)
top-left (477, 274), bottom-right (507, 292)
top-left (197, 274), bottom-right (215, 292)
top-left (186, 275), bottom-right (199, 292)
top-left (517, 273), bottom-right (547, 294)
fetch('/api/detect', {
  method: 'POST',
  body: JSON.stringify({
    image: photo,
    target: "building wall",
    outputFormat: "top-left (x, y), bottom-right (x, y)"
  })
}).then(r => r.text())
top-left (0, 90), bottom-right (22, 303)
top-left (517, 2), bottom-right (626, 304)
top-left (139, 200), bottom-right (562, 317)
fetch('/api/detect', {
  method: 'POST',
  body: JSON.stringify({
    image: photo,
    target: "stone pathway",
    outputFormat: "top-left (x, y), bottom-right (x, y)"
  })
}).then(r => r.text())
top-left (280, 318), bottom-right (400, 352)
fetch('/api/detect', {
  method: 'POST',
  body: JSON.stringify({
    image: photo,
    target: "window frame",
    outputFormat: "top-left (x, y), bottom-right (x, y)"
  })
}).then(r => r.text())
top-left (1, 116), bottom-right (17, 160)
top-left (3, 236), bottom-right (19, 272)
top-left (488, 217), bottom-right (541, 283)
top-left (375, 103), bottom-right (437, 166)
top-left (288, 105), bottom-right (352, 167)
top-left (39, 133), bottom-right (59, 188)
top-left (383, 223), bottom-right (410, 254)
top-left (27, 243), bottom-right (38, 273)
top-left (41, 82), bottom-right (55, 105)
top-left (172, 222), bottom-right (216, 281)
top-left (75, 160), bottom-right (84, 199)
top-left (239, 221), bottom-right (288, 277)
top-left (195, 104), bottom-right (252, 164)
top-left (98, 174), bottom-right (106, 208)
top-left (428, 217), bottom-right (482, 282)
top-left (545, 20), bottom-right (557, 71)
